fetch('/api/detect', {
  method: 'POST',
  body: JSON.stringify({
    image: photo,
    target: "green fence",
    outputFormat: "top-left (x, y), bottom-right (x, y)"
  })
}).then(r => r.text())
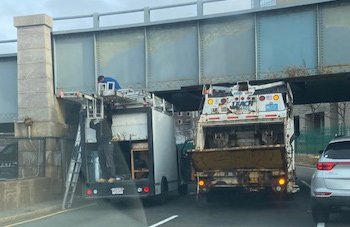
top-left (295, 128), bottom-right (350, 154)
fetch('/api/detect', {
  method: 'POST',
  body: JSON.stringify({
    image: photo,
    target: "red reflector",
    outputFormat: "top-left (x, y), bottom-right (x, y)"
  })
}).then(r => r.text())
top-left (265, 114), bottom-right (277, 118)
top-left (86, 189), bottom-right (93, 196)
top-left (259, 96), bottom-right (265, 101)
top-left (317, 162), bottom-right (336, 170)
top-left (315, 192), bottom-right (332, 197)
top-left (246, 115), bottom-right (258, 119)
top-left (143, 186), bottom-right (150, 193)
top-left (209, 117), bottom-right (220, 120)
top-left (228, 116), bottom-right (238, 120)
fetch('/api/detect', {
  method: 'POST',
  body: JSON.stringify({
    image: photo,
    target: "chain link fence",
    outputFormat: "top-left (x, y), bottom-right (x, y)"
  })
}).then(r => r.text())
top-left (0, 137), bottom-right (47, 180)
top-left (0, 136), bottom-right (76, 181)
top-left (295, 128), bottom-right (350, 154)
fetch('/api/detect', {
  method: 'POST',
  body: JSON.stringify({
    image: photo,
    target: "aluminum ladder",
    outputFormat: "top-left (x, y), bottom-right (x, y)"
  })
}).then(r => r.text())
top-left (62, 124), bottom-right (82, 209)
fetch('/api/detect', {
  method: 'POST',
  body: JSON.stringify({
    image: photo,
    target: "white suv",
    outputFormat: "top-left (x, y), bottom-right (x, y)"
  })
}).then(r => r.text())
top-left (311, 137), bottom-right (350, 223)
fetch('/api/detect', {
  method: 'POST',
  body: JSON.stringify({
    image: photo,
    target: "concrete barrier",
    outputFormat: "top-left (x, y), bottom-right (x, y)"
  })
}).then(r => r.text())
top-left (295, 153), bottom-right (319, 167)
top-left (0, 177), bottom-right (62, 211)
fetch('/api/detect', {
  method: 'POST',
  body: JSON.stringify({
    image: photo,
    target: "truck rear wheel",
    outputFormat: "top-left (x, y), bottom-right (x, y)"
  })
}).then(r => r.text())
top-left (196, 194), bottom-right (208, 207)
top-left (312, 205), bottom-right (330, 223)
top-left (155, 177), bottom-right (168, 205)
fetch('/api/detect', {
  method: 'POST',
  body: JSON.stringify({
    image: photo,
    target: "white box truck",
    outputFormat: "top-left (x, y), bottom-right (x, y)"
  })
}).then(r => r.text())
top-left (80, 89), bottom-right (178, 202)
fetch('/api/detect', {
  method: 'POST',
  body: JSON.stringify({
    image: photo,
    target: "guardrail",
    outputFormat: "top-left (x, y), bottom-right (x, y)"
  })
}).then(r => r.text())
top-left (53, 0), bottom-right (251, 27)
top-left (0, 39), bottom-right (17, 56)
top-left (0, 0), bottom-right (334, 52)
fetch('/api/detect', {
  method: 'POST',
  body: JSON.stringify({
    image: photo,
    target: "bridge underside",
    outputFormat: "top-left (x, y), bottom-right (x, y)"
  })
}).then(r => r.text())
top-left (156, 73), bottom-right (350, 111)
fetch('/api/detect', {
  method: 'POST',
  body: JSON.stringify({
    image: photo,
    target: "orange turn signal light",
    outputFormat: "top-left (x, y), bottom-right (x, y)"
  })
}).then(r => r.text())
top-left (278, 178), bottom-right (286, 186)
top-left (198, 180), bottom-right (205, 187)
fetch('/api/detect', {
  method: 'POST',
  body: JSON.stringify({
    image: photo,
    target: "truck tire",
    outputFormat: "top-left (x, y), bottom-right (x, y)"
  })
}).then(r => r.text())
top-left (205, 192), bottom-right (215, 203)
top-left (196, 194), bottom-right (208, 207)
top-left (311, 205), bottom-right (330, 223)
top-left (178, 184), bottom-right (188, 196)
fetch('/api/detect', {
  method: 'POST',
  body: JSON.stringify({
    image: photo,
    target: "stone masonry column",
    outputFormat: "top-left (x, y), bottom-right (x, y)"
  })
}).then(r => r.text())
top-left (14, 14), bottom-right (66, 183)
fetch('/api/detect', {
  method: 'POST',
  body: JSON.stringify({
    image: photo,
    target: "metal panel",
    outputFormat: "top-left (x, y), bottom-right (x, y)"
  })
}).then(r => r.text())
top-left (0, 56), bottom-right (17, 123)
top-left (96, 29), bottom-right (145, 89)
top-left (152, 109), bottom-right (177, 194)
top-left (54, 34), bottom-right (95, 93)
top-left (147, 22), bottom-right (198, 91)
top-left (111, 113), bottom-right (148, 141)
top-left (319, 2), bottom-right (350, 74)
top-left (257, 7), bottom-right (317, 79)
top-left (200, 15), bottom-right (255, 84)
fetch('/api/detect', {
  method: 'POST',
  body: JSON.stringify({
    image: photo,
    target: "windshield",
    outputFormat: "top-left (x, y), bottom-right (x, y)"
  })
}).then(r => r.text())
top-left (324, 141), bottom-right (350, 159)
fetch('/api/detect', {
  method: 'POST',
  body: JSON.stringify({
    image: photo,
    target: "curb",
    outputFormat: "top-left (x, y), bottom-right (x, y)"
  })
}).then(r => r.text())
top-left (0, 203), bottom-right (61, 225)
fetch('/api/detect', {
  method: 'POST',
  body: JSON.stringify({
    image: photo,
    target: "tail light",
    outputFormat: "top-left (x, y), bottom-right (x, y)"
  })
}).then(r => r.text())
top-left (315, 192), bottom-right (332, 197)
top-left (198, 179), bottom-right (205, 187)
top-left (259, 96), bottom-right (265, 101)
top-left (278, 177), bottom-right (286, 186)
top-left (316, 162), bottom-right (336, 170)
top-left (86, 188), bottom-right (93, 196)
top-left (143, 186), bottom-right (150, 193)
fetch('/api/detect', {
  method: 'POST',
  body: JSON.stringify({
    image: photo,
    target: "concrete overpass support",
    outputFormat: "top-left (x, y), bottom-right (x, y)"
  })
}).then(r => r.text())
top-left (14, 14), bottom-right (66, 181)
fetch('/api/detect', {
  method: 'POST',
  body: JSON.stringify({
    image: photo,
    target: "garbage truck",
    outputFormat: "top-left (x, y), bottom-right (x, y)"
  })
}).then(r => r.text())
top-left (190, 81), bottom-right (299, 199)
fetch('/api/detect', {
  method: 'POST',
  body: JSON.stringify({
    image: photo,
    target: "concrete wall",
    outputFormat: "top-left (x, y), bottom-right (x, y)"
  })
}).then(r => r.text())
top-left (0, 177), bottom-right (60, 211)
top-left (294, 102), bottom-right (350, 133)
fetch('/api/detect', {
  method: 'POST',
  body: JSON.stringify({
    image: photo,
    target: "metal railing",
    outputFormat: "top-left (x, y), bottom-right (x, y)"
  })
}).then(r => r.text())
top-left (52, 0), bottom-right (253, 32)
top-left (0, 39), bottom-right (17, 55)
top-left (0, 136), bottom-right (73, 181)
top-left (0, 0), bottom-right (335, 52)
top-left (0, 137), bottom-right (45, 180)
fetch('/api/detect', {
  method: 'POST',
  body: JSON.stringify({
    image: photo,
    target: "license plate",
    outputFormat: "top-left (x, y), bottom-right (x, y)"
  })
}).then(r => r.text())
top-left (249, 172), bottom-right (259, 183)
top-left (111, 187), bottom-right (124, 195)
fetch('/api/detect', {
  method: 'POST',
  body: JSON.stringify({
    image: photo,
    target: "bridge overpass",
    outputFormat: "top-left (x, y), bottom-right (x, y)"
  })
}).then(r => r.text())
top-left (1, 0), bottom-right (350, 120)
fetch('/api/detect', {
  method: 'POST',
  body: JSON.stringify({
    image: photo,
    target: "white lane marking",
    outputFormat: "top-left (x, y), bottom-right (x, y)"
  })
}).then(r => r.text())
top-left (301, 180), bottom-right (311, 189)
top-left (4, 203), bottom-right (96, 227)
top-left (317, 222), bottom-right (325, 227)
top-left (148, 215), bottom-right (179, 227)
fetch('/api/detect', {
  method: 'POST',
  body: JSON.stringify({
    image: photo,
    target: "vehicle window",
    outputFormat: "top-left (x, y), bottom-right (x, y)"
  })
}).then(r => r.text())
top-left (324, 141), bottom-right (350, 159)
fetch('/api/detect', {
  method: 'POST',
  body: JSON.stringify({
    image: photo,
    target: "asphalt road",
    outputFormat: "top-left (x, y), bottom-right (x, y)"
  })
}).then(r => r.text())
top-left (4, 166), bottom-right (350, 227)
